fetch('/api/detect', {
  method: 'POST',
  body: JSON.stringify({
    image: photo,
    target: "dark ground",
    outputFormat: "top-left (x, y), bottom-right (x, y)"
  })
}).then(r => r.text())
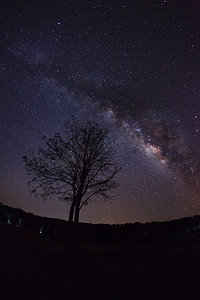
top-left (1, 223), bottom-right (200, 299)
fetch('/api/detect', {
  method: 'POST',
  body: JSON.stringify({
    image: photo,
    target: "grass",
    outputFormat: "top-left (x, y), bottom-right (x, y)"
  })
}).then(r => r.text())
top-left (1, 222), bottom-right (200, 299)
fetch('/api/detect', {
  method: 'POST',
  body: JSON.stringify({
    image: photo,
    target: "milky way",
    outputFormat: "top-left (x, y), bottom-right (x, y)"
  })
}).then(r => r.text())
top-left (1, 0), bottom-right (200, 224)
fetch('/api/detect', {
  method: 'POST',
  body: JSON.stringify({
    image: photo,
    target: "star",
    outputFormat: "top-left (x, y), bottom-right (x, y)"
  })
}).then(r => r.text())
top-left (1, 0), bottom-right (200, 224)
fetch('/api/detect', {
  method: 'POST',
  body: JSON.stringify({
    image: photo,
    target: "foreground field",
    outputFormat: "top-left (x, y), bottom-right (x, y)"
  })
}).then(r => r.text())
top-left (1, 222), bottom-right (200, 299)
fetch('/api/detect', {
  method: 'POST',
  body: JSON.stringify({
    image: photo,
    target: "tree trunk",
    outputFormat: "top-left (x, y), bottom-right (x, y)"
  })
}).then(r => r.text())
top-left (69, 200), bottom-right (76, 222)
top-left (74, 198), bottom-right (81, 223)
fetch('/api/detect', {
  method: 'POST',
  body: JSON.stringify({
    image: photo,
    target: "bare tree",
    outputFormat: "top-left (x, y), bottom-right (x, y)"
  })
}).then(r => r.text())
top-left (23, 120), bottom-right (121, 223)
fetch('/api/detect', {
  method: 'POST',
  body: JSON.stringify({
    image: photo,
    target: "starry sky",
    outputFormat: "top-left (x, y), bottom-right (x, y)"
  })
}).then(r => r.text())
top-left (1, 0), bottom-right (200, 224)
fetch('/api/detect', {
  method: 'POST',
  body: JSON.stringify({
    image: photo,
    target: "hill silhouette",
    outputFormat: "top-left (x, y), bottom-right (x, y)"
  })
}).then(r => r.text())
top-left (1, 202), bottom-right (200, 299)
top-left (1, 201), bottom-right (200, 243)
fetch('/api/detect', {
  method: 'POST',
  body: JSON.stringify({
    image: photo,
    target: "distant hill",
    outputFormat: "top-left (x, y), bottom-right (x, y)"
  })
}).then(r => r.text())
top-left (1, 201), bottom-right (200, 243)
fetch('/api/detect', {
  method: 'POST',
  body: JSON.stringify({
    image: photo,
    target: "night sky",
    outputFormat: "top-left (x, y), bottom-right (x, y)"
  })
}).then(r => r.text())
top-left (1, 0), bottom-right (200, 224)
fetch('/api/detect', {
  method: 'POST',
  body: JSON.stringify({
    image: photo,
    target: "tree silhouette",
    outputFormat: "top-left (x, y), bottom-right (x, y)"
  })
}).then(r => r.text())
top-left (23, 120), bottom-right (121, 223)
